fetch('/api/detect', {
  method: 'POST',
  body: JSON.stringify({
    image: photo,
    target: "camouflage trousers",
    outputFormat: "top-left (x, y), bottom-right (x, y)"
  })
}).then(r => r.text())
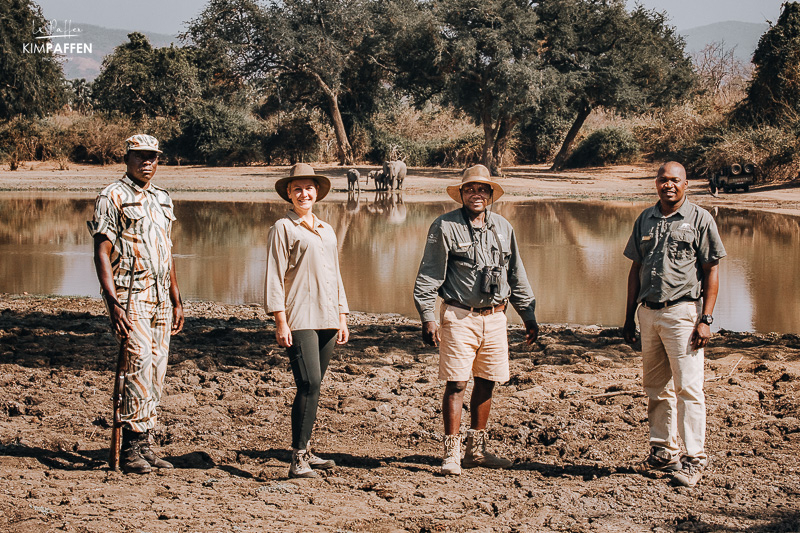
top-left (111, 296), bottom-right (173, 433)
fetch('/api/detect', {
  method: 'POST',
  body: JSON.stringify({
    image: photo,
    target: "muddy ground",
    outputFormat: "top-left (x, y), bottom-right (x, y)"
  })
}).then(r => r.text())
top-left (1, 163), bottom-right (799, 532)
top-left (0, 295), bottom-right (798, 532)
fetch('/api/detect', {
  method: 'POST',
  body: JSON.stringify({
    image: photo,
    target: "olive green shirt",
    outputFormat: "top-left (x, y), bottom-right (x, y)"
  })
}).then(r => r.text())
top-left (623, 200), bottom-right (726, 303)
top-left (413, 208), bottom-right (536, 323)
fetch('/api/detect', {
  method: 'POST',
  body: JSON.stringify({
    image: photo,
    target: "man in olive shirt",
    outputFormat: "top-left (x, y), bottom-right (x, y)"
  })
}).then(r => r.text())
top-left (623, 161), bottom-right (726, 487)
top-left (414, 164), bottom-right (539, 476)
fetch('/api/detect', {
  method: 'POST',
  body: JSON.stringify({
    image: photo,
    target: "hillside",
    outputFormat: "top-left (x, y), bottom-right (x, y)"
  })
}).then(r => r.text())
top-left (680, 20), bottom-right (769, 64)
top-left (57, 23), bottom-right (178, 80)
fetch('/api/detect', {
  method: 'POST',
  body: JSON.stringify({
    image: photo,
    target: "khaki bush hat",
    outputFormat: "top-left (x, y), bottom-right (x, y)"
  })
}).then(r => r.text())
top-left (124, 134), bottom-right (162, 154)
top-left (446, 164), bottom-right (504, 204)
top-left (275, 163), bottom-right (332, 203)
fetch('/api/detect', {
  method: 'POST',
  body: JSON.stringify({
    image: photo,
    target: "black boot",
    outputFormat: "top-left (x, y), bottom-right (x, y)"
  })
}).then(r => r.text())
top-left (121, 428), bottom-right (152, 474)
top-left (139, 430), bottom-right (173, 469)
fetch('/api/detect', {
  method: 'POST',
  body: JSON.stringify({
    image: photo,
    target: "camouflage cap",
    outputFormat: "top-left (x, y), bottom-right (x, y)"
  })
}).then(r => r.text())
top-left (124, 134), bottom-right (162, 154)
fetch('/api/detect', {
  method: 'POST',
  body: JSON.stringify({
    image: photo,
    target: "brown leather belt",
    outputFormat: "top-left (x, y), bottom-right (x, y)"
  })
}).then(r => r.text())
top-left (641, 296), bottom-right (699, 310)
top-left (444, 300), bottom-right (506, 316)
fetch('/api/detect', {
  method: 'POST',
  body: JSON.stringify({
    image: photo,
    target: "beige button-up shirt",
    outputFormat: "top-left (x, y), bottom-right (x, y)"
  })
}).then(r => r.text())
top-left (264, 210), bottom-right (349, 331)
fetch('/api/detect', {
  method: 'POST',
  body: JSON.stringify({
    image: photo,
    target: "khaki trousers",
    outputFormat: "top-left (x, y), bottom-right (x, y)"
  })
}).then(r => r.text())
top-left (638, 301), bottom-right (707, 464)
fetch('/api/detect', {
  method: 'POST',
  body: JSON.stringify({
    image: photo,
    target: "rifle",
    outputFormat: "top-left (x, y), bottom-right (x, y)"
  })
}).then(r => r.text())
top-left (109, 273), bottom-right (136, 470)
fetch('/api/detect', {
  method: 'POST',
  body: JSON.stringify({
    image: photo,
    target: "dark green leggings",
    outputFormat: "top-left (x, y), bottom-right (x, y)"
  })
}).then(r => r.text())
top-left (287, 329), bottom-right (338, 450)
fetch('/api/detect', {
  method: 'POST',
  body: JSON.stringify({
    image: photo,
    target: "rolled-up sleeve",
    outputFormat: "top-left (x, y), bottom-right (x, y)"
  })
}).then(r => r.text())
top-left (413, 219), bottom-right (448, 323)
top-left (264, 222), bottom-right (289, 315)
top-left (86, 194), bottom-right (119, 243)
top-left (506, 228), bottom-right (537, 322)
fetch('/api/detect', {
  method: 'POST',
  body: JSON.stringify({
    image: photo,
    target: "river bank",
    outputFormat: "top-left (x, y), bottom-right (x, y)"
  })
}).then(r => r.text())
top-left (1, 294), bottom-right (799, 532)
top-left (2, 161), bottom-right (800, 214)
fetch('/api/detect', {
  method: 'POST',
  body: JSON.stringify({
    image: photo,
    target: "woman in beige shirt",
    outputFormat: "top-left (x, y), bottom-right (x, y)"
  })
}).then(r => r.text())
top-left (265, 163), bottom-right (349, 479)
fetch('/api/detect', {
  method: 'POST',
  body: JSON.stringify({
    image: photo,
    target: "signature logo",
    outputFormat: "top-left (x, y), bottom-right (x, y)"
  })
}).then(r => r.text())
top-left (35, 19), bottom-right (83, 40)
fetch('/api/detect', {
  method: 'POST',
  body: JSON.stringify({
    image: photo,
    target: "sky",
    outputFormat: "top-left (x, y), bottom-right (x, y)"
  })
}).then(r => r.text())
top-left (33, 0), bottom-right (787, 35)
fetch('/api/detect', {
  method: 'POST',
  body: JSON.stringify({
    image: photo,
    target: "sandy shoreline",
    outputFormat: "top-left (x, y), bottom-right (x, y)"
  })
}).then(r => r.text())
top-left (3, 161), bottom-right (800, 214)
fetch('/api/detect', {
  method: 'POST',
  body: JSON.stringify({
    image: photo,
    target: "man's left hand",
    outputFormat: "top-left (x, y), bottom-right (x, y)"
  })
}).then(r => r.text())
top-left (524, 319), bottom-right (539, 345)
top-left (172, 304), bottom-right (184, 334)
top-left (691, 322), bottom-right (711, 350)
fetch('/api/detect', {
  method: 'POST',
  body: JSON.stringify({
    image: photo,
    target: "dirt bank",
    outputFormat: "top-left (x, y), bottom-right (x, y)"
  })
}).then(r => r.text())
top-left (1, 295), bottom-right (799, 532)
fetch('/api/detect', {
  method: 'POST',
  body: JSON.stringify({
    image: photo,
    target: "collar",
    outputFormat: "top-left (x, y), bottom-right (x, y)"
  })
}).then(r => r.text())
top-left (287, 209), bottom-right (322, 229)
top-left (460, 206), bottom-right (494, 230)
top-left (122, 173), bottom-right (161, 195)
top-left (649, 198), bottom-right (692, 219)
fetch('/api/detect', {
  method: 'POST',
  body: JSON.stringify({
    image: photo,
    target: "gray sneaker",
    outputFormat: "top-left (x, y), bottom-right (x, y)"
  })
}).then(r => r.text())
top-left (289, 449), bottom-right (319, 479)
top-left (673, 459), bottom-right (705, 487)
top-left (634, 447), bottom-right (681, 473)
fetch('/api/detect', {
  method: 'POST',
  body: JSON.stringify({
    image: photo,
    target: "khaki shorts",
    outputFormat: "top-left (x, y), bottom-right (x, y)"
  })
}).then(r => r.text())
top-left (438, 302), bottom-right (509, 383)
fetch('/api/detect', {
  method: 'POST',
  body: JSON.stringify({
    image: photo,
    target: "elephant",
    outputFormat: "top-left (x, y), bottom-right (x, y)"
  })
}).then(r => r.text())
top-left (382, 160), bottom-right (407, 190)
top-left (369, 169), bottom-right (390, 191)
top-left (346, 168), bottom-right (361, 192)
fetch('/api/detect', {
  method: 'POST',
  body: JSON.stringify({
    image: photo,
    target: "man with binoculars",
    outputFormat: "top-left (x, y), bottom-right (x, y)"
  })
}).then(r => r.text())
top-left (414, 164), bottom-right (539, 476)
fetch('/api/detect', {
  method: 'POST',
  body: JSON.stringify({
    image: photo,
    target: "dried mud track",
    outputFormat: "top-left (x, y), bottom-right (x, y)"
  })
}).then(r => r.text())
top-left (1, 295), bottom-right (799, 532)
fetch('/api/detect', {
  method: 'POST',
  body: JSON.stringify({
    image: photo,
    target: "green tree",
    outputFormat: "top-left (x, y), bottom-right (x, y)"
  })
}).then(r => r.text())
top-left (186, 0), bottom-right (383, 165)
top-left (92, 32), bottom-right (201, 119)
top-left (736, 2), bottom-right (800, 125)
top-left (538, 0), bottom-right (695, 170)
top-left (392, 0), bottom-right (543, 175)
top-left (0, 0), bottom-right (67, 119)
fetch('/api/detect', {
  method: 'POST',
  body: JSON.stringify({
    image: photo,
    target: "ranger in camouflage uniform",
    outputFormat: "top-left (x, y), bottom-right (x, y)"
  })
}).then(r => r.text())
top-left (88, 134), bottom-right (184, 474)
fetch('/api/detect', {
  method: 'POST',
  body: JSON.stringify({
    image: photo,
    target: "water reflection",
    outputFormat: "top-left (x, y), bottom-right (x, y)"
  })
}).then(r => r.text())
top-left (1, 195), bottom-right (798, 334)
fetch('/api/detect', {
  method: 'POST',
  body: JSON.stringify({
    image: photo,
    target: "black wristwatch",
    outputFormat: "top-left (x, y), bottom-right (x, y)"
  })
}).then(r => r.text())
top-left (699, 314), bottom-right (714, 325)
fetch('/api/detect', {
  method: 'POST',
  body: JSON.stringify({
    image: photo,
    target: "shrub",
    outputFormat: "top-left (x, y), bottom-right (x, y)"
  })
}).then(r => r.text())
top-left (65, 114), bottom-right (133, 164)
top-left (168, 102), bottom-right (264, 165)
top-left (262, 113), bottom-right (321, 165)
top-left (564, 127), bottom-right (640, 168)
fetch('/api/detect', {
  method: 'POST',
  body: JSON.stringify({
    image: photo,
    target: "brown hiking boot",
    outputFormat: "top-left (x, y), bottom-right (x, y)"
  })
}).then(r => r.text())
top-left (634, 446), bottom-right (681, 473)
top-left (139, 430), bottom-right (173, 469)
top-left (672, 458), bottom-right (707, 487)
top-left (462, 429), bottom-right (512, 469)
top-left (121, 429), bottom-right (151, 475)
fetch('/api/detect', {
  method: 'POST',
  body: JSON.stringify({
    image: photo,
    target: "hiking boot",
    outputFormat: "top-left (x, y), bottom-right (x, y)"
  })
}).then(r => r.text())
top-left (306, 451), bottom-right (335, 470)
top-left (289, 449), bottom-right (320, 479)
top-left (634, 446), bottom-right (681, 473)
top-left (139, 430), bottom-right (174, 469)
top-left (462, 429), bottom-right (512, 469)
top-left (673, 459), bottom-right (706, 487)
top-left (441, 434), bottom-right (462, 476)
top-left (121, 429), bottom-right (151, 475)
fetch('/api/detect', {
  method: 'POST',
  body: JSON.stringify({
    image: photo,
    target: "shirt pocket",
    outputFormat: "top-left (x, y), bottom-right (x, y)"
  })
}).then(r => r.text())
top-left (121, 204), bottom-right (147, 236)
top-left (115, 256), bottom-right (152, 293)
top-left (668, 229), bottom-right (695, 262)
top-left (160, 203), bottom-right (176, 239)
top-left (449, 242), bottom-right (474, 265)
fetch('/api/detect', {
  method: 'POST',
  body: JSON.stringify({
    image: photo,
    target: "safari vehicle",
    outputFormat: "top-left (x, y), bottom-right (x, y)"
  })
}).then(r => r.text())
top-left (708, 162), bottom-right (756, 193)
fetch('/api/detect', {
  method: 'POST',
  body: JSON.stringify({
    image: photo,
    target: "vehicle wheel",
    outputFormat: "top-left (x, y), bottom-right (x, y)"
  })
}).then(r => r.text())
top-left (743, 185), bottom-right (749, 192)
top-left (723, 186), bottom-right (732, 193)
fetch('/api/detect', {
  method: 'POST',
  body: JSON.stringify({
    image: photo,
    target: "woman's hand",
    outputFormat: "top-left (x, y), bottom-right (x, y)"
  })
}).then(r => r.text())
top-left (337, 313), bottom-right (349, 345)
top-left (272, 311), bottom-right (292, 347)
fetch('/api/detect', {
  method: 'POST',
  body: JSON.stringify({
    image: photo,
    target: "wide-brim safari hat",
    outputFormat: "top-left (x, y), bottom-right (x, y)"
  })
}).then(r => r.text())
top-left (446, 164), bottom-right (504, 204)
top-left (275, 163), bottom-right (331, 203)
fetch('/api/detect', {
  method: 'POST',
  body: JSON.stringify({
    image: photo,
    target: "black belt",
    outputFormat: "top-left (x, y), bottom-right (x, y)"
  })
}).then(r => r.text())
top-left (444, 300), bottom-right (506, 316)
top-left (641, 296), bottom-right (699, 310)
